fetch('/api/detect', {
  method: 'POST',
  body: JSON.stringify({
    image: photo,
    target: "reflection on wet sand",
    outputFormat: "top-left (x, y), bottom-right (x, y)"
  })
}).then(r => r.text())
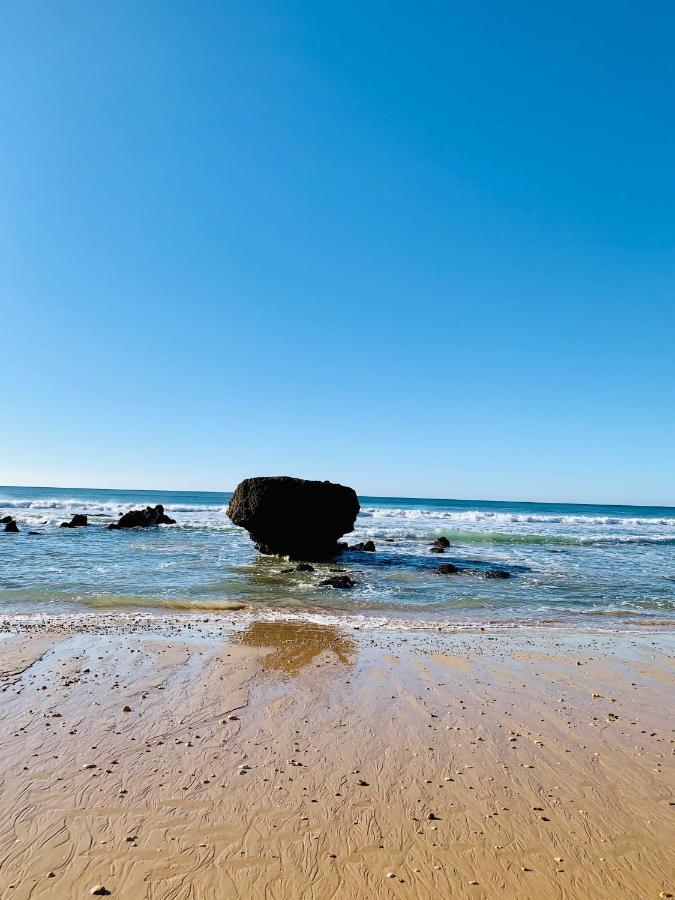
top-left (235, 619), bottom-right (355, 675)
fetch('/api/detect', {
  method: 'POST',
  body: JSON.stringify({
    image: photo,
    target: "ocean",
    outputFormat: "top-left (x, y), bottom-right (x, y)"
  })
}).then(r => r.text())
top-left (1, 485), bottom-right (674, 629)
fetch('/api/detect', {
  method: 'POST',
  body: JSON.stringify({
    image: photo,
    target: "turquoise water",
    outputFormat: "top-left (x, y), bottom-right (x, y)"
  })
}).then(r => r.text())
top-left (1, 485), bottom-right (674, 628)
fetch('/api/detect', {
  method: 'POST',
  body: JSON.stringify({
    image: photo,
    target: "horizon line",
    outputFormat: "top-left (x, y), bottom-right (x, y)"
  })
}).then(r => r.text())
top-left (2, 483), bottom-right (674, 512)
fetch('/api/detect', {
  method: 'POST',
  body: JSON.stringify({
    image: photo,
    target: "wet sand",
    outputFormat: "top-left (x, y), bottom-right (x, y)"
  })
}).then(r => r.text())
top-left (0, 615), bottom-right (673, 899)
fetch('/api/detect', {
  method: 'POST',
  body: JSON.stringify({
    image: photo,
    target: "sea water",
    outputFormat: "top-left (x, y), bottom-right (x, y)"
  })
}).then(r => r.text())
top-left (1, 485), bottom-right (674, 629)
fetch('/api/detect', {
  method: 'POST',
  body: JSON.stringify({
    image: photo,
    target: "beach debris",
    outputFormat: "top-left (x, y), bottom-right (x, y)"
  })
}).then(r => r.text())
top-left (320, 575), bottom-right (356, 589)
top-left (60, 514), bottom-right (88, 528)
top-left (122, 705), bottom-right (132, 712)
top-left (108, 504), bottom-right (176, 529)
top-left (386, 872), bottom-right (396, 878)
top-left (227, 475), bottom-right (359, 559)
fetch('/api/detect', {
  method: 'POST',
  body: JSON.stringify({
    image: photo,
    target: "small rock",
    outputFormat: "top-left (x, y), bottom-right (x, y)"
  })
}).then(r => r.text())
top-left (320, 575), bottom-right (356, 589)
top-left (60, 514), bottom-right (88, 528)
top-left (434, 564), bottom-right (459, 576)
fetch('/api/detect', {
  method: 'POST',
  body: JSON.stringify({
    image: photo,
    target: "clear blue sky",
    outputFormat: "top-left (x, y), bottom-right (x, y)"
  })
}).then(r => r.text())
top-left (1, 1), bottom-right (673, 504)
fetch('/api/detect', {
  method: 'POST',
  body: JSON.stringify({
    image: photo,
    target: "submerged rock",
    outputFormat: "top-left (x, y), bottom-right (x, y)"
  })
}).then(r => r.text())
top-left (431, 536), bottom-right (450, 549)
top-left (108, 504), bottom-right (176, 530)
top-left (60, 514), bottom-right (88, 528)
top-left (434, 563), bottom-right (459, 575)
top-left (3, 518), bottom-right (19, 533)
top-left (227, 476), bottom-right (359, 560)
top-left (320, 575), bottom-right (356, 589)
top-left (482, 568), bottom-right (511, 579)
top-left (435, 562), bottom-right (511, 579)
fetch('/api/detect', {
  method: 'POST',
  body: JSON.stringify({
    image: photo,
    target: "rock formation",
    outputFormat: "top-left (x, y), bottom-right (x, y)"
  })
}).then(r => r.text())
top-left (227, 476), bottom-right (359, 559)
top-left (60, 514), bottom-right (88, 528)
top-left (349, 540), bottom-right (376, 552)
top-left (434, 563), bottom-right (459, 575)
top-left (320, 575), bottom-right (356, 589)
top-left (108, 505), bottom-right (176, 530)
top-left (430, 537), bottom-right (450, 552)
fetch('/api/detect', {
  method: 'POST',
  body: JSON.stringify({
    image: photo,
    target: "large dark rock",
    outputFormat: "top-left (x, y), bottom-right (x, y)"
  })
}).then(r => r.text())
top-left (60, 514), bottom-right (88, 528)
top-left (227, 476), bottom-right (359, 559)
top-left (108, 504), bottom-right (176, 530)
top-left (0, 515), bottom-right (13, 524)
top-left (3, 518), bottom-right (19, 533)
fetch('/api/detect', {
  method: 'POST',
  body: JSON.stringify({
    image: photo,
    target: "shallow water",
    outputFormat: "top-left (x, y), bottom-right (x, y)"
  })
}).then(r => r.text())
top-left (1, 485), bottom-right (674, 629)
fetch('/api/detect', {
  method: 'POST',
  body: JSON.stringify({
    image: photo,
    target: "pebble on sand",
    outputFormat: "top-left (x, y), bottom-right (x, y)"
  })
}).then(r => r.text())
top-left (91, 887), bottom-right (111, 896)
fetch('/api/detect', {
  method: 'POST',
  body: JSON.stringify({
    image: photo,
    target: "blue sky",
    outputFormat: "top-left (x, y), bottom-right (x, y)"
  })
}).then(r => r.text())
top-left (1, 1), bottom-right (673, 504)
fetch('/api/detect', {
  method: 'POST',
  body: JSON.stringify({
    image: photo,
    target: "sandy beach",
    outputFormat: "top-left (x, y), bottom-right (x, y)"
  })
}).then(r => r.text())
top-left (0, 616), bottom-right (672, 899)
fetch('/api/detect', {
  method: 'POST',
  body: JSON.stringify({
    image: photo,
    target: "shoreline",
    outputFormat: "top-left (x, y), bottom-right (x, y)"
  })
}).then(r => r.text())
top-left (0, 615), bottom-right (673, 898)
top-left (2, 608), bottom-right (675, 636)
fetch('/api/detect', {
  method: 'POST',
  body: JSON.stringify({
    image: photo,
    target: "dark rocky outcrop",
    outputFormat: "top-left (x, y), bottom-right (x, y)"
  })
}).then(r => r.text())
top-left (60, 514), bottom-right (88, 528)
top-left (434, 563), bottom-right (459, 575)
top-left (1, 515), bottom-right (13, 524)
top-left (482, 569), bottom-right (511, 579)
top-left (349, 540), bottom-right (376, 552)
top-left (227, 476), bottom-right (359, 560)
top-left (108, 505), bottom-right (176, 530)
top-left (431, 536), bottom-right (450, 550)
top-left (320, 575), bottom-right (356, 589)
top-left (3, 518), bottom-right (19, 533)
top-left (435, 562), bottom-right (511, 579)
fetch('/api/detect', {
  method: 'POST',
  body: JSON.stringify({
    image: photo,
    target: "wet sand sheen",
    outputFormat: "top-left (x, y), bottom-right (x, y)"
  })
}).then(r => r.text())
top-left (0, 616), bottom-right (673, 899)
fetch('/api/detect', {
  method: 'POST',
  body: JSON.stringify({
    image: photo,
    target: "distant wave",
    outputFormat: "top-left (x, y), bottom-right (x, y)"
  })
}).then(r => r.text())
top-left (359, 507), bottom-right (675, 528)
top-left (393, 530), bottom-right (675, 546)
